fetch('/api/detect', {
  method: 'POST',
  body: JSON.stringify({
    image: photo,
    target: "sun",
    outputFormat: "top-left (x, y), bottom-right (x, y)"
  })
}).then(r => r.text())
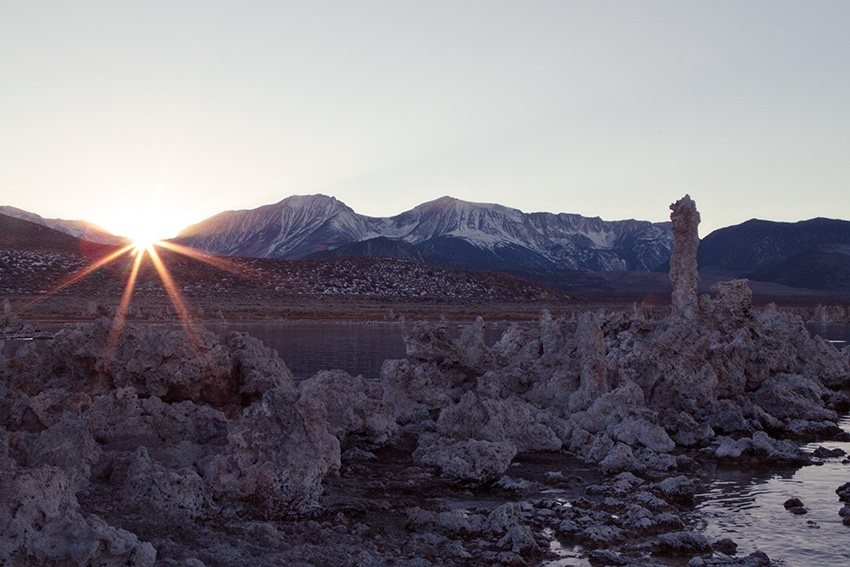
top-left (130, 233), bottom-right (161, 255)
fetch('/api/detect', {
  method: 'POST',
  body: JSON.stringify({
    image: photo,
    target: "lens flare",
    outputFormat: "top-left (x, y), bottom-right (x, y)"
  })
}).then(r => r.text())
top-left (14, 235), bottom-right (260, 374)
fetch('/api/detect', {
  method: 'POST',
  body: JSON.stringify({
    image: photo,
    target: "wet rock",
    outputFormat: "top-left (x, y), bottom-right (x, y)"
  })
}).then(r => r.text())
top-left (599, 442), bottom-right (644, 475)
top-left (786, 419), bottom-right (843, 441)
top-left (713, 537), bottom-right (738, 555)
top-left (588, 548), bottom-right (628, 565)
top-left (751, 431), bottom-right (810, 465)
top-left (783, 498), bottom-right (807, 515)
top-left (406, 507), bottom-right (485, 535)
top-left (811, 446), bottom-right (845, 459)
top-left (577, 524), bottom-right (624, 548)
top-left (496, 524), bottom-right (538, 555)
top-left (652, 530), bottom-right (712, 555)
top-left (653, 476), bottom-right (697, 504)
top-left (836, 482), bottom-right (850, 502)
top-left (484, 502), bottom-right (532, 535)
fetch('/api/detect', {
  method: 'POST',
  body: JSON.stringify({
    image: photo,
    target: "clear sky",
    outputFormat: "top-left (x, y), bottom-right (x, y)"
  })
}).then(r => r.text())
top-left (1, 1), bottom-right (848, 239)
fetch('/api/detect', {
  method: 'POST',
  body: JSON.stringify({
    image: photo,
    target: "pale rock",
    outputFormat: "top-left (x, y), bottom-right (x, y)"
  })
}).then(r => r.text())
top-left (599, 442), bottom-right (645, 475)
top-left (225, 331), bottom-right (296, 403)
top-left (412, 437), bottom-right (517, 483)
top-left (608, 416), bottom-right (675, 453)
top-left (299, 369), bottom-right (397, 446)
top-left (751, 431), bottom-right (809, 464)
top-left (436, 391), bottom-right (561, 452)
top-left (457, 316), bottom-right (493, 370)
top-left (117, 446), bottom-right (213, 519)
top-left (381, 359), bottom-right (455, 424)
top-left (568, 311), bottom-right (612, 412)
top-left (664, 411), bottom-right (715, 447)
top-left (203, 388), bottom-right (340, 514)
top-left (754, 373), bottom-right (837, 422)
top-left (26, 389), bottom-right (92, 428)
top-left (403, 321), bottom-right (464, 367)
top-left (491, 324), bottom-right (542, 367)
top-left (714, 436), bottom-right (753, 459)
top-left (0, 464), bottom-right (156, 566)
top-left (25, 415), bottom-right (101, 491)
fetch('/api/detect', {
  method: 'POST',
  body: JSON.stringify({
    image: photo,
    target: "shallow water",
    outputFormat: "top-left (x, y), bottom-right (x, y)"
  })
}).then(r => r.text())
top-left (694, 415), bottom-right (850, 566)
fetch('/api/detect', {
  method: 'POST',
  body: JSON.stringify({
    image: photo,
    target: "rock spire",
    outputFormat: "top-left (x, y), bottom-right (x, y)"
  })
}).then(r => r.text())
top-left (669, 195), bottom-right (701, 319)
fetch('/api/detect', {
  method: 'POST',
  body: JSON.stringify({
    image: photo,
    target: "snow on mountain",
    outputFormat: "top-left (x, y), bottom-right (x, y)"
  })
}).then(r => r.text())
top-left (174, 194), bottom-right (673, 272)
top-left (0, 206), bottom-right (127, 245)
top-left (177, 195), bottom-right (380, 258)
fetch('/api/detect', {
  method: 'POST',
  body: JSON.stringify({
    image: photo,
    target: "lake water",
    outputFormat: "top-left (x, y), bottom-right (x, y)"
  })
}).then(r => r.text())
top-left (694, 415), bottom-right (850, 566)
top-left (214, 321), bottom-right (847, 381)
top-left (214, 320), bottom-right (511, 380)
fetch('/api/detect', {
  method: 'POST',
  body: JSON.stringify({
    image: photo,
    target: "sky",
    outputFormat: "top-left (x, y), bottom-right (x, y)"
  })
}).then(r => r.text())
top-left (1, 1), bottom-right (848, 240)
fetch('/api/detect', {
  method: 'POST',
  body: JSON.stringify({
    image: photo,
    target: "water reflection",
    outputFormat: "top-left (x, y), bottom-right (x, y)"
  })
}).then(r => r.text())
top-left (695, 416), bottom-right (850, 566)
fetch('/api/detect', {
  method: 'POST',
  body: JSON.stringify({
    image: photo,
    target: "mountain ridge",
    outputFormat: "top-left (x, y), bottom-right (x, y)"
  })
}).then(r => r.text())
top-left (174, 194), bottom-right (674, 272)
top-left (0, 205), bottom-right (127, 245)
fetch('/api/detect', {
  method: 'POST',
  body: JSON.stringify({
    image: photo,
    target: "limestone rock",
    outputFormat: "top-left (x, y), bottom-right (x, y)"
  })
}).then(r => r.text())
top-left (0, 465), bottom-right (156, 566)
top-left (299, 369), bottom-right (397, 446)
top-left (436, 391), bottom-right (561, 453)
top-left (669, 195), bottom-right (701, 320)
top-left (413, 437), bottom-right (517, 483)
top-left (203, 388), bottom-right (340, 515)
top-left (225, 331), bottom-right (296, 404)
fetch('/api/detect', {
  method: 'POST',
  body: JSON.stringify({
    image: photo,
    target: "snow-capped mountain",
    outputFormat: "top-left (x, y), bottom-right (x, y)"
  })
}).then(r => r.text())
top-left (177, 195), bottom-right (379, 259)
top-left (174, 194), bottom-right (673, 272)
top-left (0, 206), bottom-right (127, 245)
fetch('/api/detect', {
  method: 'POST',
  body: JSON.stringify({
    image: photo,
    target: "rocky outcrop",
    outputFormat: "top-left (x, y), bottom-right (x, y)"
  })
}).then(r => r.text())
top-left (669, 195), bottom-right (701, 320)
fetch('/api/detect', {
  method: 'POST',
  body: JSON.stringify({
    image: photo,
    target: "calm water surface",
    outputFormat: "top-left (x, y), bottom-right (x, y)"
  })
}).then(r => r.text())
top-left (695, 415), bottom-right (850, 566)
top-left (216, 320), bottom-right (510, 380)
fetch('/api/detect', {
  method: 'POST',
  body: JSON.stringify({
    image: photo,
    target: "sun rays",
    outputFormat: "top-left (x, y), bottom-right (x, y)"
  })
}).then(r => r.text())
top-left (13, 237), bottom-right (263, 368)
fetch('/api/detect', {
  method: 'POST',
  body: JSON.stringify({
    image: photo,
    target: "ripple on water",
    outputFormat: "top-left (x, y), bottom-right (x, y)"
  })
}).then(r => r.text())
top-left (696, 416), bottom-right (850, 566)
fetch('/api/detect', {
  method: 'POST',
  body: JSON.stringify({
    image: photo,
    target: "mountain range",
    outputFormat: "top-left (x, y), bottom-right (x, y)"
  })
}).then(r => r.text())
top-left (2, 195), bottom-right (849, 294)
top-left (174, 195), bottom-right (674, 272)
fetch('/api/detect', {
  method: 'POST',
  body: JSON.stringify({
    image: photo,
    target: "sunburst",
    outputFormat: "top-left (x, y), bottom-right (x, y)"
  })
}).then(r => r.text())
top-left (14, 235), bottom-right (265, 369)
